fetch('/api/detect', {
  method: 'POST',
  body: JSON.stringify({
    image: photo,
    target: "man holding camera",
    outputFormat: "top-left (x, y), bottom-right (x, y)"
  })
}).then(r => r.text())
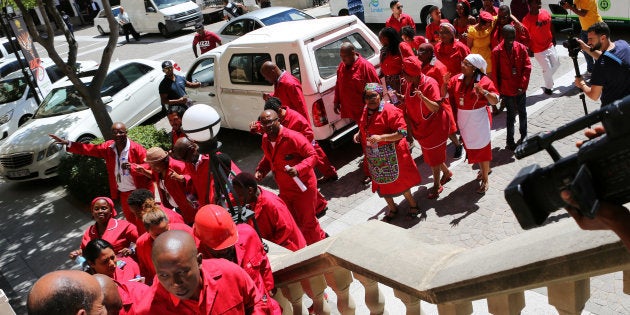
top-left (562, 0), bottom-right (602, 75)
top-left (574, 22), bottom-right (630, 107)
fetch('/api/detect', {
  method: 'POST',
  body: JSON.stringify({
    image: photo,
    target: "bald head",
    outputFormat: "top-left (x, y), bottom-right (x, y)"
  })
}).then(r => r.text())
top-left (111, 122), bottom-right (127, 131)
top-left (93, 275), bottom-right (122, 315)
top-left (152, 230), bottom-right (203, 300)
top-left (261, 61), bottom-right (281, 83)
top-left (172, 137), bottom-right (198, 163)
top-left (152, 230), bottom-right (198, 263)
top-left (28, 270), bottom-right (105, 315)
top-left (417, 43), bottom-right (434, 63)
top-left (340, 42), bottom-right (358, 66)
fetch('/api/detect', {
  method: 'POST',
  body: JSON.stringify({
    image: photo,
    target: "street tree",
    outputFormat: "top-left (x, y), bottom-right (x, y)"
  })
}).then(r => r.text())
top-left (12, 0), bottom-right (120, 139)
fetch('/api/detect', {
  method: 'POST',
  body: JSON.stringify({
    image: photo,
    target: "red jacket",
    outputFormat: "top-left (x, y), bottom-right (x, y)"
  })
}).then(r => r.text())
top-left (150, 158), bottom-right (197, 225)
top-left (256, 127), bottom-right (318, 195)
top-left (491, 21), bottom-right (530, 48)
top-left (271, 72), bottom-right (309, 120)
top-left (67, 139), bottom-right (152, 200)
top-left (334, 54), bottom-right (380, 121)
top-left (385, 13), bottom-right (415, 33)
top-left (115, 279), bottom-right (150, 315)
top-left (247, 187), bottom-right (306, 251)
top-left (135, 259), bottom-right (265, 315)
top-left (80, 218), bottom-right (138, 254)
top-left (136, 223), bottom-right (194, 281)
top-left (491, 40), bottom-right (532, 96)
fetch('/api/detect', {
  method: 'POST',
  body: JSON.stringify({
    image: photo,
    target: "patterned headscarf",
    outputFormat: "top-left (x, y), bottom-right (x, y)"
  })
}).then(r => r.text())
top-left (364, 83), bottom-right (384, 96)
top-left (465, 53), bottom-right (487, 74)
top-left (91, 196), bottom-right (117, 217)
top-left (439, 22), bottom-right (456, 38)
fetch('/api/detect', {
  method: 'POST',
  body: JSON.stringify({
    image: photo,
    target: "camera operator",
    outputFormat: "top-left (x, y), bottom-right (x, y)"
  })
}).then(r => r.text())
top-left (574, 22), bottom-right (630, 107)
top-left (561, 0), bottom-right (602, 75)
top-left (561, 125), bottom-right (630, 251)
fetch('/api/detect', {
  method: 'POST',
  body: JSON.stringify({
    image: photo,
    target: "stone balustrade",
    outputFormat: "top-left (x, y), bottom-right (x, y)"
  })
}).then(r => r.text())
top-left (266, 219), bottom-right (630, 314)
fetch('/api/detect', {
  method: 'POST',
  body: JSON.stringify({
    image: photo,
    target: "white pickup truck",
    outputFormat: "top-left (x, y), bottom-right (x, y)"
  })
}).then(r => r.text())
top-left (185, 15), bottom-right (381, 146)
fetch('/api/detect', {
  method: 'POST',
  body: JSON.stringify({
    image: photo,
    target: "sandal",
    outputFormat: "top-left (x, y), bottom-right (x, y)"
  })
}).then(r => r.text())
top-left (440, 171), bottom-right (453, 185)
top-left (362, 176), bottom-right (372, 185)
top-left (476, 170), bottom-right (493, 180)
top-left (476, 181), bottom-right (489, 194)
top-left (383, 207), bottom-right (398, 222)
top-left (427, 186), bottom-right (443, 199)
top-left (407, 205), bottom-right (420, 218)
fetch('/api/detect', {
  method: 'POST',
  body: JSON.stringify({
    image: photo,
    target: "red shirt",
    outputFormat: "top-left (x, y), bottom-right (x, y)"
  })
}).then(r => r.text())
top-left (170, 130), bottom-right (186, 149)
top-left (136, 223), bottom-right (194, 281)
top-left (116, 279), bottom-right (150, 315)
top-left (380, 51), bottom-right (402, 76)
top-left (271, 71), bottom-right (309, 120)
top-left (426, 19), bottom-right (449, 44)
top-left (150, 158), bottom-right (196, 225)
top-left (247, 187), bottom-right (306, 251)
top-left (434, 40), bottom-right (470, 75)
top-left (491, 40), bottom-right (532, 96)
top-left (192, 30), bottom-right (221, 55)
top-left (136, 259), bottom-right (265, 315)
top-left (399, 36), bottom-right (428, 58)
top-left (80, 218), bottom-right (138, 254)
top-left (334, 54), bottom-right (380, 121)
top-left (113, 256), bottom-right (142, 282)
top-left (385, 13), bottom-right (415, 33)
top-left (522, 9), bottom-right (553, 53)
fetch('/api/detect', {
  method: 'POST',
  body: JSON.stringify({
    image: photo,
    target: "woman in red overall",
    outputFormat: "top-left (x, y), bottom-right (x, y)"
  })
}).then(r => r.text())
top-left (353, 83), bottom-right (421, 221)
top-left (445, 54), bottom-right (499, 194)
top-left (400, 57), bottom-right (453, 200)
top-left (379, 27), bottom-right (403, 101)
top-left (435, 22), bottom-right (470, 77)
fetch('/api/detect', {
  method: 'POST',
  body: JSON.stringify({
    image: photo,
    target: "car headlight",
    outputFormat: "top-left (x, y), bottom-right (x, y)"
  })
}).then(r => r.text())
top-left (164, 15), bottom-right (173, 20)
top-left (0, 110), bottom-right (13, 125)
top-left (37, 142), bottom-right (63, 161)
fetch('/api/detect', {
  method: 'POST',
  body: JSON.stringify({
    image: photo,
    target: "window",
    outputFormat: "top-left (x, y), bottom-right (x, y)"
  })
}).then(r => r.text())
top-left (315, 33), bottom-right (375, 79)
top-left (260, 9), bottom-right (313, 25)
top-left (189, 58), bottom-right (215, 86)
top-left (101, 71), bottom-right (126, 97)
top-left (222, 19), bottom-right (255, 36)
top-left (275, 54), bottom-right (285, 72)
top-left (118, 63), bottom-right (152, 84)
top-left (228, 54), bottom-right (271, 85)
top-left (289, 54), bottom-right (300, 82)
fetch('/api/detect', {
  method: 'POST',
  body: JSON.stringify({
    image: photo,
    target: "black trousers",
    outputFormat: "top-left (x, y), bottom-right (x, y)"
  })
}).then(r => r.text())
top-left (122, 23), bottom-right (140, 42)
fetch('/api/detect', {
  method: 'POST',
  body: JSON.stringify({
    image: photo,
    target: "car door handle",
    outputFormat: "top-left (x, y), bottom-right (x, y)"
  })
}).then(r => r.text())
top-left (208, 93), bottom-right (215, 97)
top-left (149, 76), bottom-right (156, 82)
top-left (124, 94), bottom-right (131, 101)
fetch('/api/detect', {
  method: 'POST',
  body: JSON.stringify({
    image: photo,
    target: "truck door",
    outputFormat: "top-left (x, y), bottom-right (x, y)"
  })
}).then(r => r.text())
top-left (186, 55), bottom-right (226, 123)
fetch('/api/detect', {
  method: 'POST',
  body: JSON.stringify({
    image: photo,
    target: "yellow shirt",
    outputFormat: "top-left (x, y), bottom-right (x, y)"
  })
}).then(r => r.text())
top-left (574, 0), bottom-right (603, 30)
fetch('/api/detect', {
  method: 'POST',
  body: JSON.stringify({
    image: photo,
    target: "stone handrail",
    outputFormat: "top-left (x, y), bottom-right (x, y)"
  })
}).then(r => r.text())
top-left (267, 219), bottom-right (630, 314)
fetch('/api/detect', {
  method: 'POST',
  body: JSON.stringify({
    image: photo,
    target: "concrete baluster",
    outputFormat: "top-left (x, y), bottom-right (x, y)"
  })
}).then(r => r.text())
top-left (280, 282), bottom-right (307, 315)
top-left (324, 268), bottom-right (356, 314)
top-left (487, 292), bottom-right (525, 315)
top-left (273, 288), bottom-right (293, 315)
top-left (548, 279), bottom-right (590, 315)
top-left (624, 270), bottom-right (630, 295)
top-left (436, 301), bottom-right (473, 315)
top-left (354, 273), bottom-right (386, 315)
top-left (302, 275), bottom-right (331, 315)
top-left (393, 289), bottom-right (421, 315)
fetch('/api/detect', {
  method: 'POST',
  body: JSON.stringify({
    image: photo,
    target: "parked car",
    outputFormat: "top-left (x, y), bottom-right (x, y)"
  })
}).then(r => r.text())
top-left (94, 6), bottom-right (124, 36)
top-left (187, 15), bottom-right (381, 146)
top-left (217, 6), bottom-right (314, 44)
top-left (0, 59), bottom-right (174, 181)
top-left (0, 58), bottom-right (98, 141)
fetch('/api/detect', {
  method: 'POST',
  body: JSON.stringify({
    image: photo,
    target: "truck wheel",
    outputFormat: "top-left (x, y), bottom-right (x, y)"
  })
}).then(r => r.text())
top-left (97, 25), bottom-right (105, 35)
top-left (339, 9), bottom-right (349, 16)
top-left (159, 24), bottom-right (170, 37)
top-left (18, 114), bottom-right (32, 127)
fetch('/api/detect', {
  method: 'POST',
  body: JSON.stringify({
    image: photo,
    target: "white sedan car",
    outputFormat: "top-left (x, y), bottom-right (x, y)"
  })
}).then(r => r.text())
top-left (0, 59), bottom-right (170, 181)
top-left (94, 6), bottom-right (124, 35)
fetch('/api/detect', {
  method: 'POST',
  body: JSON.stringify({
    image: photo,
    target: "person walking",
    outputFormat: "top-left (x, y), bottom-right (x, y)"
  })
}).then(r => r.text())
top-left (385, 0), bottom-right (415, 33)
top-left (522, 0), bottom-right (559, 95)
top-left (192, 23), bottom-right (222, 58)
top-left (117, 6), bottom-right (140, 43)
top-left (260, 61), bottom-right (309, 119)
top-left (158, 60), bottom-right (201, 111)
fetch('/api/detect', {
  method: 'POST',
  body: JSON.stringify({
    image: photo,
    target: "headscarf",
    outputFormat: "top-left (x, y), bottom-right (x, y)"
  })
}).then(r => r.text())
top-left (439, 22), bottom-right (456, 38)
top-left (479, 11), bottom-right (494, 23)
top-left (465, 53), bottom-right (487, 74)
top-left (402, 57), bottom-right (423, 77)
top-left (91, 196), bottom-right (117, 217)
top-left (364, 83), bottom-right (384, 96)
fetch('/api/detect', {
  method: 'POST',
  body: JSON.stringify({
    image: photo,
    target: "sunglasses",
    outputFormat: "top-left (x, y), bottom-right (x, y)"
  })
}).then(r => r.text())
top-left (397, 5), bottom-right (403, 9)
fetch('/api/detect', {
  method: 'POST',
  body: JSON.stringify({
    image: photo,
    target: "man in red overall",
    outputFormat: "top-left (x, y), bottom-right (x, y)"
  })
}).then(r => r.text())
top-left (260, 61), bottom-right (309, 119)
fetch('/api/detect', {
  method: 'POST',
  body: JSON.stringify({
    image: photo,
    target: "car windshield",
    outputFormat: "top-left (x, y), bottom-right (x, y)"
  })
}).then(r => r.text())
top-left (153, 0), bottom-right (189, 9)
top-left (33, 85), bottom-right (89, 118)
top-left (0, 76), bottom-right (27, 104)
top-left (260, 9), bottom-right (313, 25)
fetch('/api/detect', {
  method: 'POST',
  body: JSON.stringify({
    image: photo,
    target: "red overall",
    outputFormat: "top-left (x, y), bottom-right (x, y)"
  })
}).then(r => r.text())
top-left (149, 158), bottom-right (197, 225)
top-left (135, 203), bottom-right (185, 235)
top-left (135, 223), bottom-right (194, 282)
top-left (80, 218), bottom-right (138, 255)
top-left (434, 40), bottom-right (471, 76)
top-left (334, 53), bottom-right (380, 122)
top-left (271, 72), bottom-right (309, 119)
top-left (113, 256), bottom-right (142, 282)
top-left (115, 279), bottom-right (150, 315)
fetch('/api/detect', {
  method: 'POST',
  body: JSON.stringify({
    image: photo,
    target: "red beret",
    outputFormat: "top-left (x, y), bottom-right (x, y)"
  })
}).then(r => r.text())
top-left (402, 57), bottom-right (423, 77)
top-left (479, 11), bottom-right (494, 22)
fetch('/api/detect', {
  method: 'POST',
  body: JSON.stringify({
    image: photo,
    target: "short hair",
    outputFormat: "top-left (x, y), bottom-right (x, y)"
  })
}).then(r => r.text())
top-left (83, 239), bottom-right (114, 263)
top-left (167, 105), bottom-right (187, 118)
top-left (429, 5), bottom-right (439, 13)
top-left (127, 189), bottom-right (154, 208)
top-left (27, 278), bottom-right (98, 315)
top-left (400, 26), bottom-right (415, 39)
top-left (232, 172), bottom-right (258, 190)
top-left (143, 209), bottom-right (169, 231)
top-left (587, 22), bottom-right (610, 38)
top-left (498, 4), bottom-right (510, 14)
top-left (263, 97), bottom-right (283, 113)
top-left (389, 0), bottom-right (399, 9)
top-left (502, 24), bottom-right (516, 35)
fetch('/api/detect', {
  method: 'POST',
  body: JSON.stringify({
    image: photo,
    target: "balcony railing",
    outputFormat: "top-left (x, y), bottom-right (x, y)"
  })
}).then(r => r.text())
top-left (267, 219), bottom-right (630, 314)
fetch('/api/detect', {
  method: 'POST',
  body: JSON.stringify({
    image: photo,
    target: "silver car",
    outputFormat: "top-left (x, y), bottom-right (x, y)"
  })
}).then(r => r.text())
top-left (218, 6), bottom-right (314, 44)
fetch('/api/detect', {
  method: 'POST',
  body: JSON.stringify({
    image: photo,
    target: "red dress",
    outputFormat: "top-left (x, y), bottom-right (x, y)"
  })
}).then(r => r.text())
top-left (446, 74), bottom-right (498, 163)
top-left (359, 102), bottom-right (421, 197)
top-left (421, 57), bottom-right (458, 132)
top-left (334, 53), bottom-right (380, 122)
top-left (434, 40), bottom-right (470, 76)
top-left (403, 75), bottom-right (450, 166)
top-left (80, 218), bottom-right (138, 255)
top-left (247, 187), bottom-right (307, 251)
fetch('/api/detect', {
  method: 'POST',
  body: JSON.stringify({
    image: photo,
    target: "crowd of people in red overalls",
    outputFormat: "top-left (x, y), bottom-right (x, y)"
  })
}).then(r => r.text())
top-left (27, 0), bottom-right (611, 314)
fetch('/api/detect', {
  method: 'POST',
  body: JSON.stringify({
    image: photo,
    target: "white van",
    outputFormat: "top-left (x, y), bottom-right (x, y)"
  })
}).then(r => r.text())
top-left (329, 0), bottom-right (456, 25)
top-left (120, 0), bottom-right (202, 37)
top-left (186, 16), bottom-right (382, 146)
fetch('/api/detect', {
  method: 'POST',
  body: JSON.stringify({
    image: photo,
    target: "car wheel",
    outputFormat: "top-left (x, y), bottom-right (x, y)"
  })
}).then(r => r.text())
top-left (77, 135), bottom-right (96, 144)
top-left (18, 114), bottom-right (32, 127)
top-left (97, 25), bottom-right (105, 35)
top-left (339, 9), bottom-right (349, 16)
top-left (159, 24), bottom-right (170, 38)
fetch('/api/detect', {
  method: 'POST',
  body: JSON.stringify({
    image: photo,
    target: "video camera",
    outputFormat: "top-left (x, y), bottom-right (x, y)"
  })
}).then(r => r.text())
top-left (559, 0), bottom-right (573, 6)
top-left (548, 3), bottom-right (581, 58)
top-left (505, 95), bottom-right (630, 230)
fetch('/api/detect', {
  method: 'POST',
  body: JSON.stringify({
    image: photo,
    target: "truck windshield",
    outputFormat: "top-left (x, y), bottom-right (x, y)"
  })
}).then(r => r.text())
top-left (153, 0), bottom-right (189, 9)
top-left (0, 76), bottom-right (28, 104)
top-left (33, 86), bottom-right (89, 118)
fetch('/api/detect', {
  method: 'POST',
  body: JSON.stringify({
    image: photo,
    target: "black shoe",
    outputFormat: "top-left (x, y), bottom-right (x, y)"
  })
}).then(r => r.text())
top-left (317, 175), bottom-right (338, 184)
top-left (453, 145), bottom-right (463, 159)
top-left (316, 207), bottom-right (327, 219)
top-left (543, 88), bottom-right (553, 95)
top-left (506, 142), bottom-right (517, 151)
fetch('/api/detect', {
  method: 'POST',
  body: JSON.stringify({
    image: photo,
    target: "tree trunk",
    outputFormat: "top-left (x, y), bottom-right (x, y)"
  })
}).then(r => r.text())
top-left (88, 94), bottom-right (114, 140)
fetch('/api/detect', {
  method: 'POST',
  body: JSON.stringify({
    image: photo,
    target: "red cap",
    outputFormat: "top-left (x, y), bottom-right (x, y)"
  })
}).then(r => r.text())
top-left (193, 205), bottom-right (238, 250)
top-left (402, 57), bottom-right (423, 77)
